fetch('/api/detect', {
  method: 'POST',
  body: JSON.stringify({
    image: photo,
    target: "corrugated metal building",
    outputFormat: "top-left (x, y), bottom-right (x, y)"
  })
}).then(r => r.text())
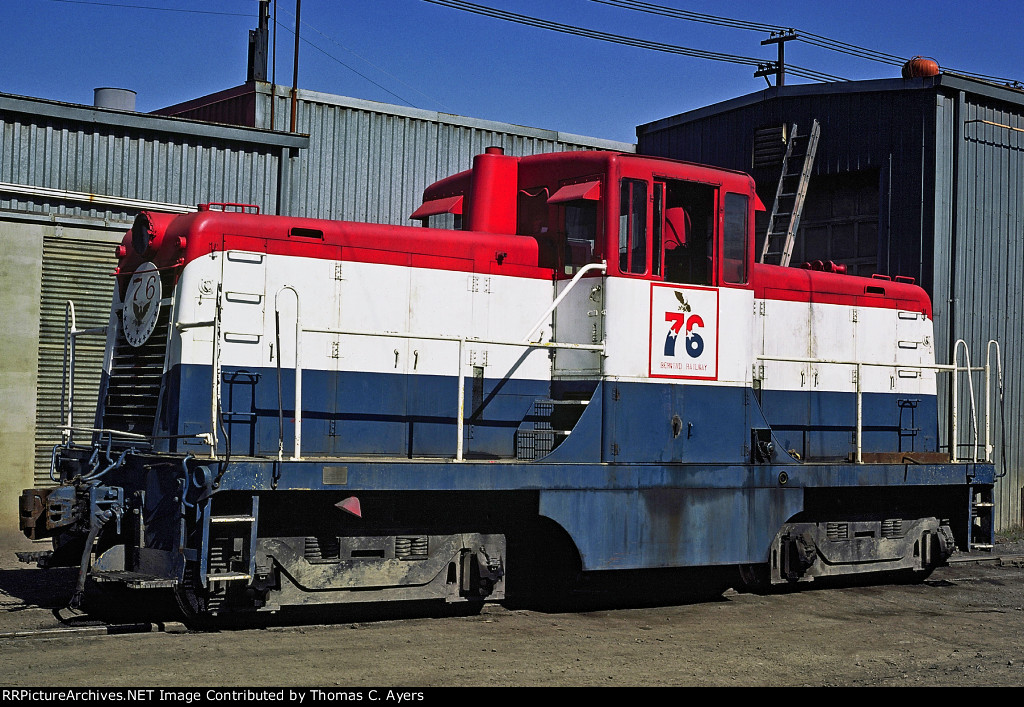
top-left (0, 84), bottom-right (633, 535)
top-left (156, 81), bottom-right (634, 222)
top-left (0, 91), bottom-right (307, 528)
top-left (637, 73), bottom-right (1024, 531)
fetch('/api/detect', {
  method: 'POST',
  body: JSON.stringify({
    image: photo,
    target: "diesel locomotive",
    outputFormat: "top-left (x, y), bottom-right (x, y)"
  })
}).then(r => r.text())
top-left (19, 147), bottom-right (999, 620)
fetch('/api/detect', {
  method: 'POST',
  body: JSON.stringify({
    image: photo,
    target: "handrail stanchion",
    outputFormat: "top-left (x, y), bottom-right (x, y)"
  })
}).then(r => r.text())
top-left (950, 341), bottom-right (960, 463)
top-left (984, 340), bottom-right (1003, 464)
top-left (275, 286), bottom-right (302, 460)
top-left (522, 262), bottom-right (606, 342)
top-left (855, 362), bottom-right (863, 464)
top-left (951, 339), bottom-right (978, 463)
top-left (456, 337), bottom-right (466, 462)
top-left (275, 308), bottom-right (284, 463)
top-left (985, 345), bottom-right (991, 462)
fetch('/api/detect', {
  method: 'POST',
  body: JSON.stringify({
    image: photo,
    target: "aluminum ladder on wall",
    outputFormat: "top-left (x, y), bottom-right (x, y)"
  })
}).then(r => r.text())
top-left (759, 120), bottom-right (820, 267)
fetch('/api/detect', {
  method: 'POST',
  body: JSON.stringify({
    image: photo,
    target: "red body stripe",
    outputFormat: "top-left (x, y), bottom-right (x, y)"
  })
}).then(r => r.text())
top-left (173, 211), bottom-right (552, 280)
top-left (750, 263), bottom-right (932, 318)
top-left (120, 210), bottom-right (931, 318)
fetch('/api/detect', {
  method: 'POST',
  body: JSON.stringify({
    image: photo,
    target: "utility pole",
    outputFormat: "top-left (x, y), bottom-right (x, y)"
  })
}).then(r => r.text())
top-left (754, 30), bottom-right (798, 87)
top-left (290, 0), bottom-right (301, 133)
top-left (271, 0), bottom-right (277, 131)
top-left (247, 0), bottom-right (271, 83)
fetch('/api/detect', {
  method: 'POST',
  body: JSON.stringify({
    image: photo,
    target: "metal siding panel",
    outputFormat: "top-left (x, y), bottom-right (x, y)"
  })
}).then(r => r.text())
top-left (0, 105), bottom-right (280, 220)
top-left (33, 234), bottom-right (121, 484)
top-left (280, 88), bottom-right (631, 225)
top-left (932, 94), bottom-right (956, 449)
top-left (955, 96), bottom-right (1024, 529)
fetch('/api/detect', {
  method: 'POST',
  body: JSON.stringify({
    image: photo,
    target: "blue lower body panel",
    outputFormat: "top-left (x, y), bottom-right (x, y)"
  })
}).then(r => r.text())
top-left (163, 365), bottom-right (939, 466)
top-left (539, 486), bottom-right (802, 569)
top-left (602, 380), bottom-right (939, 464)
top-left (210, 455), bottom-right (991, 571)
top-left (760, 388), bottom-right (939, 460)
top-left (166, 364), bottom-right (550, 458)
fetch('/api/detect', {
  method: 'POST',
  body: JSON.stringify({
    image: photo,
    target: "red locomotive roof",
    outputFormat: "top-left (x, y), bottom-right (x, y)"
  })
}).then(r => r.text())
top-left (751, 263), bottom-right (932, 317)
top-left (168, 210), bottom-right (551, 280)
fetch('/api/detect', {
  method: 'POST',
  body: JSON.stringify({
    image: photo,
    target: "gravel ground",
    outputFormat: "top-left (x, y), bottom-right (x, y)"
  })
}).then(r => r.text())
top-left (1, 531), bottom-right (1023, 687)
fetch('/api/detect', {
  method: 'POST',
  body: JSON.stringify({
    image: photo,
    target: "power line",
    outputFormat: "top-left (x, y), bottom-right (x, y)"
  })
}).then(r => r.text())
top-left (421, 0), bottom-right (846, 82)
top-left (592, 0), bottom-right (1020, 85)
top-left (41, 0), bottom-right (253, 17)
top-left (275, 5), bottom-right (454, 112)
top-left (270, 16), bottom-right (421, 109)
top-left (37, 0), bottom-right (452, 112)
top-left (590, 0), bottom-right (780, 34)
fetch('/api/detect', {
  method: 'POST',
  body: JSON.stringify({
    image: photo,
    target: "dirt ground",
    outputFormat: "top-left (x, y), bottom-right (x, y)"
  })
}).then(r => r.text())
top-left (1, 533), bottom-right (1023, 688)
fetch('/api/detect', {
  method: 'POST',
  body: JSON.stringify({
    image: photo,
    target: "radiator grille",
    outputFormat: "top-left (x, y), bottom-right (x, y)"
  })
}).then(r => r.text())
top-left (100, 301), bottom-right (171, 440)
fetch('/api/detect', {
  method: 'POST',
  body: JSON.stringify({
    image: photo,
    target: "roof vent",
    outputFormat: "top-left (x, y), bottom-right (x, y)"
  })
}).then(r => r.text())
top-left (94, 88), bottom-right (137, 111)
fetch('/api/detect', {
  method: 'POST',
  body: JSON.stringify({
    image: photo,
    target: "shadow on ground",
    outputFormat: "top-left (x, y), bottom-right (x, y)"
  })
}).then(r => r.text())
top-left (0, 566), bottom-right (77, 610)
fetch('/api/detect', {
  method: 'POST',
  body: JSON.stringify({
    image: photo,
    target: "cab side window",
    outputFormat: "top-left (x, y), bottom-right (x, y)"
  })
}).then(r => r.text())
top-left (722, 193), bottom-right (749, 285)
top-left (564, 201), bottom-right (598, 268)
top-left (619, 179), bottom-right (647, 275)
top-left (426, 213), bottom-right (462, 230)
top-left (545, 179), bottom-right (602, 273)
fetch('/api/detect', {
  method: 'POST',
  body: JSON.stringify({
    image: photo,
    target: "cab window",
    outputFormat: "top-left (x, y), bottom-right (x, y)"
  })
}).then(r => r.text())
top-left (723, 193), bottom-right (749, 284)
top-left (660, 180), bottom-right (716, 286)
top-left (619, 179), bottom-right (647, 275)
top-left (426, 213), bottom-right (462, 230)
top-left (546, 179), bottom-right (602, 273)
top-left (564, 201), bottom-right (597, 269)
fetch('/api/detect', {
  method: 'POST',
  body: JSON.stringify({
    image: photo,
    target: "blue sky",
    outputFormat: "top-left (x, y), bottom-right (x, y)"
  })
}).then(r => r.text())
top-left (3, 0), bottom-right (1022, 144)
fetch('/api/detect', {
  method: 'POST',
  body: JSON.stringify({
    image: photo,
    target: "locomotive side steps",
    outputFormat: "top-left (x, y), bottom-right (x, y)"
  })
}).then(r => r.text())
top-left (515, 398), bottom-right (589, 461)
top-left (198, 496), bottom-right (259, 586)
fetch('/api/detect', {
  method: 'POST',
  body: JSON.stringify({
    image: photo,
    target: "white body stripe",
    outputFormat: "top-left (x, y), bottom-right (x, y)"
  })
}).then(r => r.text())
top-left (170, 251), bottom-right (936, 398)
top-left (174, 252), bottom-right (554, 382)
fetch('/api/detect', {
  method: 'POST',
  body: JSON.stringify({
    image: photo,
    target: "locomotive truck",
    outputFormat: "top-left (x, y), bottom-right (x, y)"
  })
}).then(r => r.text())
top-left (19, 147), bottom-right (999, 620)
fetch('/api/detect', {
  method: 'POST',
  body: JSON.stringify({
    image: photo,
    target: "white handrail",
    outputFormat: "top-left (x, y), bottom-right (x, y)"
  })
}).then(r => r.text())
top-left (275, 286), bottom-right (302, 460)
top-left (757, 346), bottom-right (988, 465)
top-left (209, 286), bottom-right (222, 459)
top-left (756, 354), bottom-right (980, 372)
top-left (951, 339), bottom-right (979, 463)
top-left (301, 327), bottom-right (605, 351)
top-left (985, 340), bottom-right (1003, 464)
top-left (522, 261), bottom-right (606, 342)
top-left (272, 288), bottom-right (606, 463)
